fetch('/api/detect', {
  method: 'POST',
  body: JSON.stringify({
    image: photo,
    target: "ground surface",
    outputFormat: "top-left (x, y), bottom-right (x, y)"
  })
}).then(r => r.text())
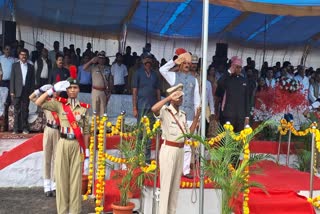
top-left (0, 187), bottom-right (96, 214)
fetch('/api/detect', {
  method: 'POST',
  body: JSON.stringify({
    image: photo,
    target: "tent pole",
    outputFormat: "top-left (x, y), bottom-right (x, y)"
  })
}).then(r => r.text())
top-left (262, 15), bottom-right (267, 74)
top-left (199, 0), bottom-right (209, 214)
top-left (145, 0), bottom-right (149, 44)
top-left (11, 0), bottom-right (21, 41)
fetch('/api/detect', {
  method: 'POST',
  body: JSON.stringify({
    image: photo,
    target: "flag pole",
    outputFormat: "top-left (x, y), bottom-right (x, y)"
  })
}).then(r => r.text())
top-left (199, 0), bottom-right (209, 213)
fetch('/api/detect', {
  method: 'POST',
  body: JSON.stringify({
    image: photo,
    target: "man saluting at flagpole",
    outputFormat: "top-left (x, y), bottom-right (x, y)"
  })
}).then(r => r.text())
top-left (35, 66), bottom-right (90, 214)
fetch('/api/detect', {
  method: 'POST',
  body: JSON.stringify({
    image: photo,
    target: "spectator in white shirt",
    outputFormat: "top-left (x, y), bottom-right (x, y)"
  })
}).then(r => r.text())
top-left (294, 65), bottom-right (309, 97)
top-left (265, 68), bottom-right (276, 88)
top-left (309, 72), bottom-right (320, 103)
top-left (111, 53), bottom-right (128, 94)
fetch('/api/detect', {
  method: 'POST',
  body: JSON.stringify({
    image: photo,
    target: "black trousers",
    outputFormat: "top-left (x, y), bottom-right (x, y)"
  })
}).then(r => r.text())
top-left (114, 84), bottom-right (125, 94)
top-left (79, 84), bottom-right (92, 93)
top-left (13, 88), bottom-right (30, 132)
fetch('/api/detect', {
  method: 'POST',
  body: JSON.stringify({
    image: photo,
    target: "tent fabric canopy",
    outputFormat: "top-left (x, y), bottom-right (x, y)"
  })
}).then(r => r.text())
top-left (1, 0), bottom-right (320, 46)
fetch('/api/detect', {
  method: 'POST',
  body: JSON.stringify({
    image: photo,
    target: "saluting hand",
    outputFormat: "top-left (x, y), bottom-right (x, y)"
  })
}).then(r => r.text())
top-left (170, 91), bottom-right (184, 102)
top-left (91, 57), bottom-right (98, 64)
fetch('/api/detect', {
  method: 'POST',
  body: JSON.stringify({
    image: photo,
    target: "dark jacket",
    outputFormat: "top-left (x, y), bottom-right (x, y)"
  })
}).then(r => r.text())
top-left (215, 72), bottom-right (250, 118)
top-left (50, 67), bottom-right (70, 84)
top-left (10, 61), bottom-right (35, 97)
top-left (35, 58), bottom-right (52, 86)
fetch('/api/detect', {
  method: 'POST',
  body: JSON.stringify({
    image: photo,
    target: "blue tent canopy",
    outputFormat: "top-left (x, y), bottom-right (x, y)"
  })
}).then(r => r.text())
top-left (1, 0), bottom-right (320, 47)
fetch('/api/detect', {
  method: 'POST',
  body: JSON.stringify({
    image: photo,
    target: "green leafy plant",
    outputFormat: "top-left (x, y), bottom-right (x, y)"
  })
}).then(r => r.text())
top-left (292, 121), bottom-right (313, 172)
top-left (185, 120), bottom-right (275, 214)
top-left (112, 118), bottom-right (158, 206)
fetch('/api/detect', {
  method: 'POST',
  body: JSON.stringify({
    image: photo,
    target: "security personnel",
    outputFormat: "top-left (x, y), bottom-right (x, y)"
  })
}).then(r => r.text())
top-left (151, 83), bottom-right (200, 214)
top-left (35, 77), bottom-right (90, 214)
top-left (83, 51), bottom-right (113, 116)
top-left (29, 84), bottom-right (60, 197)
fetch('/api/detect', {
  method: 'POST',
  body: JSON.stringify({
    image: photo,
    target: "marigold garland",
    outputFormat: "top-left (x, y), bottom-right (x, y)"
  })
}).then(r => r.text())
top-left (83, 116), bottom-right (99, 200)
top-left (141, 160), bottom-right (157, 173)
top-left (185, 139), bottom-right (200, 147)
top-left (307, 195), bottom-right (320, 209)
top-left (180, 177), bottom-right (213, 188)
top-left (95, 115), bottom-right (108, 213)
top-left (242, 126), bottom-right (251, 214)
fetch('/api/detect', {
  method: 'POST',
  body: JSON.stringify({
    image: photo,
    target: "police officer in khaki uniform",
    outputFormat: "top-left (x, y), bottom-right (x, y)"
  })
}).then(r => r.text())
top-left (151, 83), bottom-right (200, 214)
top-left (35, 78), bottom-right (90, 214)
top-left (83, 51), bottom-right (113, 116)
top-left (30, 84), bottom-right (60, 197)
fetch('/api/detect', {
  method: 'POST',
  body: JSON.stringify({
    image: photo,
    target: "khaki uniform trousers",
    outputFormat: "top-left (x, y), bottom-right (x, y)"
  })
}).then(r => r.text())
top-left (55, 138), bottom-right (82, 214)
top-left (159, 144), bottom-right (184, 214)
top-left (43, 126), bottom-right (60, 191)
top-left (92, 88), bottom-right (107, 116)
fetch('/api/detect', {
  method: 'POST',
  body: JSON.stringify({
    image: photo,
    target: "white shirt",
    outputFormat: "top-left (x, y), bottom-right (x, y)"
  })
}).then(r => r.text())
top-left (20, 61), bottom-right (28, 86)
top-left (265, 78), bottom-right (276, 88)
top-left (294, 75), bottom-right (309, 93)
top-left (111, 63), bottom-right (128, 85)
top-left (34, 58), bottom-right (49, 79)
top-left (0, 55), bottom-right (16, 80)
top-left (159, 59), bottom-right (201, 116)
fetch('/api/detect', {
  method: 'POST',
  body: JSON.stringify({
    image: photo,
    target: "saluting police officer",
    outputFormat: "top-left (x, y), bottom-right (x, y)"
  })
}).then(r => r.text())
top-left (29, 84), bottom-right (60, 197)
top-left (35, 76), bottom-right (90, 214)
top-left (151, 83), bottom-right (200, 214)
top-left (83, 51), bottom-right (113, 116)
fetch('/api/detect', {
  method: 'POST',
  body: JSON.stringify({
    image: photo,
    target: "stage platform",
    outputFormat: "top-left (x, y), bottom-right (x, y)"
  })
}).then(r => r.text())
top-left (0, 134), bottom-right (319, 213)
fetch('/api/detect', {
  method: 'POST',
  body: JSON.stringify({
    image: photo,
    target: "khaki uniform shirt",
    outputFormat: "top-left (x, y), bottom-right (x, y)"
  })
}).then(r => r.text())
top-left (90, 65), bottom-right (110, 89)
top-left (158, 104), bottom-right (189, 143)
top-left (43, 109), bottom-right (59, 125)
top-left (41, 98), bottom-right (90, 135)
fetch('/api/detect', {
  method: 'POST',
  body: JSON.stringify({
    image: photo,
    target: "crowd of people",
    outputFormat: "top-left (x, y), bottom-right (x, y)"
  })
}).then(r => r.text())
top-left (1, 39), bottom-right (319, 214)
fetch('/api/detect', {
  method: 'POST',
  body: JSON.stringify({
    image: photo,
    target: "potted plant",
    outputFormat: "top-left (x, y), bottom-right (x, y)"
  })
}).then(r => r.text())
top-left (111, 117), bottom-right (159, 214)
top-left (186, 120), bottom-right (274, 214)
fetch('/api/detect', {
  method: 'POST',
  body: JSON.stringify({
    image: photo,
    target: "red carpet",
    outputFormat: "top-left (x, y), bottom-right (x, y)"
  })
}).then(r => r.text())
top-left (250, 160), bottom-right (320, 191)
top-left (234, 189), bottom-right (315, 214)
top-left (0, 134), bottom-right (43, 170)
top-left (249, 140), bottom-right (302, 155)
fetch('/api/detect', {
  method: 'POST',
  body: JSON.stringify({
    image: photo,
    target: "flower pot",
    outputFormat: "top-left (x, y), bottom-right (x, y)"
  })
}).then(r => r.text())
top-left (82, 175), bottom-right (88, 195)
top-left (111, 201), bottom-right (135, 214)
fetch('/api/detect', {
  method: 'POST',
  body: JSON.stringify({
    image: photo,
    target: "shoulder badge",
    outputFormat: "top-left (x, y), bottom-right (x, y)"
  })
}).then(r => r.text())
top-left (56, 97), bottom-right (67, 104)
top-left (80, 102), bottom-right (90, 109)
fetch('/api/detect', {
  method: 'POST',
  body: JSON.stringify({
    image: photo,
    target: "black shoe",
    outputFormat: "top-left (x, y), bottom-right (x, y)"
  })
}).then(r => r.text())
top-left (45, 191), bottom-right (52, 197)
top-left (183, 173), bottom-right (194, 179)
top-left (52, 190), bottom-right (56, 197)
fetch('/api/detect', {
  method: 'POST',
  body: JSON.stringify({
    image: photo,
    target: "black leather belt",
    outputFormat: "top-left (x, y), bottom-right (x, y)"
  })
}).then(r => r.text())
top-left (60, 133), bottom-right (76, 140)
top-left (46, 123), bottom-right (60, 129)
